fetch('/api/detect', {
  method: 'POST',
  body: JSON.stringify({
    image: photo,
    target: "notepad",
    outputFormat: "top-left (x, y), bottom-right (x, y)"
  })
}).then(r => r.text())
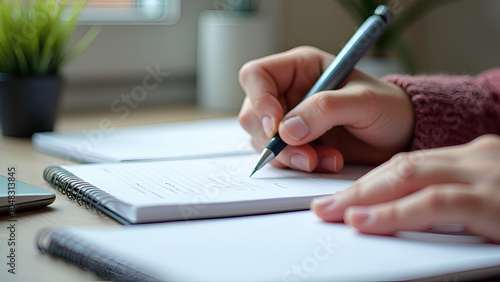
top-left (37, 210), bottom-right (500, 281)
top-left (33, 117), bottom-right (254, 163)
top-left (44, 154), bottom-right (366, 224)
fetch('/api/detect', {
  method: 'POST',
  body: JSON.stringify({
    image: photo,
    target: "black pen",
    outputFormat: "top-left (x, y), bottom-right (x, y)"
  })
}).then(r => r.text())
top-left (250, 5), bottom-right (393, 177)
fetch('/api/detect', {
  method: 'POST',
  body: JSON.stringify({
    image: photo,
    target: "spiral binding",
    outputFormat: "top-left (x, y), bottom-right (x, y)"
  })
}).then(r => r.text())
top-left (43, 166), bottom-right (121, 215)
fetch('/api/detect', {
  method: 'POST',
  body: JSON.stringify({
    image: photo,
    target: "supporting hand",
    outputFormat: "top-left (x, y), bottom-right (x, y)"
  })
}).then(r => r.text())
top-left (312, 135), bottom-right (500, 243)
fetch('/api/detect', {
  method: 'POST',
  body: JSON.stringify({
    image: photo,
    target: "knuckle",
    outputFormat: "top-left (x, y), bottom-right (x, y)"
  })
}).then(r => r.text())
top-left (424, 186), bottom-right (480, 215)
top-left (406, 149), bottom-right (428, 166)
top-left (350, 182), bottom-right (365, 203)
top-left (390, 152), bottom-right (411, 167)
top-left (343, 84), bottom-right (379, 106)
top-left (385, 201), bottom-right (399, 223)
top-left (357, 86), bottom-right (382, 113)
top-left (424, 186), bottom-right (449, 212)
top-left (382, 152), bottom-right (417, 189)
top-left (465, 135), bottom-right (500, 171)
top-left (356, 85), bottom-right (378, 102)
top-left (470, 134), bottom-right (500, 151)
top-left (390, 152), bottom-right (406, 161)
top-left (238, 60), bottom-right (259, 84)
top-left (309, 93), bottom-right (336, 119)
top-left (252, 95), bottom-right (271, 114)
top-left (289, 45), bottom-right (320, 56)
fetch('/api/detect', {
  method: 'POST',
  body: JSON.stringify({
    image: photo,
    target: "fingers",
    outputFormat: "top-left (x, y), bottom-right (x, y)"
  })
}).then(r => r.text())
top-left (278, 84), bottom-right (378, 146)
top-left (273, 145), bottom-right (343, 173)
top-left (239, 46), bottom-right (333, 138)
top-left (312, 148), bottom-right (473, 222)
top-left (238, 98), bottom-right (268, 143)
top-left (344, 183), bottom-right (500, 243)
top-left (238, 61), bottom-right (282, 138)
top-left (242, 95), bottom-right (345, 173)
top-left (250, 136), bottom-right (344, 173)
top-left (278, 72), bottom-right (413, 150)
top-left (312, 137), bottom-right (500, 243)
top-left (314, 145), bottom-right (345, 173)
top-left (239, 46), bottom-right (412, 171)
top-left (344, 184), bottom-right (479, 233)
top-left (238, 48), bottom-right (346, 174)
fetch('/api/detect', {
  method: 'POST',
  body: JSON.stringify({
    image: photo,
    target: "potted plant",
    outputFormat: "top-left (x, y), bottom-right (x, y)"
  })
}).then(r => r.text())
top-left (336, 0), bottom-right (457, 74)
top-left (0, 0), bottom-right (99, 137)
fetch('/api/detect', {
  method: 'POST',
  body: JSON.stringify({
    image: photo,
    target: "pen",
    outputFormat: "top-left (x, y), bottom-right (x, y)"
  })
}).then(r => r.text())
top-left (250, 5), bottom-right (393, 177)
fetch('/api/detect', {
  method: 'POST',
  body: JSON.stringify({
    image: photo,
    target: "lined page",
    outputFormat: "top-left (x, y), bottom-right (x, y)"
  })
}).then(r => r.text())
top-left (63, 155), bottom-right (362, 208)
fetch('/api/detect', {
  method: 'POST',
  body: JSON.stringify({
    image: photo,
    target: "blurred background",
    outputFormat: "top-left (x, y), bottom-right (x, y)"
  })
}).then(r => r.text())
top-left (61, 0), bottom-right (500, 113)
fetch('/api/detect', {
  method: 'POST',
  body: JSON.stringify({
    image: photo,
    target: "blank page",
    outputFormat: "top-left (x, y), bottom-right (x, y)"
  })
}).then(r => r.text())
top-left (46, 211), bottom-right (500, 281)
top-left (33, 117), bottom-right (254, 162)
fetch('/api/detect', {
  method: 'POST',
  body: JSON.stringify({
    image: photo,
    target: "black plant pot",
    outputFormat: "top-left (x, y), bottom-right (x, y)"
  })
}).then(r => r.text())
top-left (0, 74), bottom-right (62, 137)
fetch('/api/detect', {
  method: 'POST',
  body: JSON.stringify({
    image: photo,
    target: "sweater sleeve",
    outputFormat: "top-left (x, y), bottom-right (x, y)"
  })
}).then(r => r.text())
top-left (384, 69), bottom-right (500, 150)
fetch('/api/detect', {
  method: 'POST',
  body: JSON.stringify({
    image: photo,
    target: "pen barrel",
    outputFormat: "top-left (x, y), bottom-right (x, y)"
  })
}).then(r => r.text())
top-left (266, 135), bottom-right (287, 155)
top-left (303, 12), bottom-right (390, 100)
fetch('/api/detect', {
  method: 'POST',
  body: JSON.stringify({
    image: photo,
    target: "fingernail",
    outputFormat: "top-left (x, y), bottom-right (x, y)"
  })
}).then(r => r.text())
top-left (311, 195), bottom-right (336, 210)
top-left (319, 156), bottom-right (338, 172)
top-left (346, 207), bottom-right (374, 227)
top-left (262, 115), bottom-right (274, 138)
top-left (283, 116), bottom-right (309, 140)
top-left (290, 153), bottom-right (310, 171)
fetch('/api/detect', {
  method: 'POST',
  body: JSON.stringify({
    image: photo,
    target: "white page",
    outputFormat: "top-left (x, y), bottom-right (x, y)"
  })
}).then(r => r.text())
top-left (33, 117), bottom-right (254, 162)
top-left (63, 154), bottom-right (361, 207)
top-left (62, 155), bottom-right (368, 222)
top-left (64, 155), bottom-right (359, 206)
top-left (52, 211), bottom-right (500, 281)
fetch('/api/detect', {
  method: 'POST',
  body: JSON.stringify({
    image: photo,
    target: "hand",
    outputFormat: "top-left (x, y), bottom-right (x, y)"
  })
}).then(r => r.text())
top-left (238, 46), bottom-right (414, 173)
top-left (312, 135), bottom-right (500, 243)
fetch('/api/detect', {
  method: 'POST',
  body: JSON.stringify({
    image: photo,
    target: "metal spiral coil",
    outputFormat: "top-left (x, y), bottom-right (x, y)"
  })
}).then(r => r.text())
top-left (43, 166), bottom-right (120, 215)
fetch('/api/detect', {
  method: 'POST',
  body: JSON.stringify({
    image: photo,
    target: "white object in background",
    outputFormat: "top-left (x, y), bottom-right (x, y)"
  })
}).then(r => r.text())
top-left (197, 10), bottom-right (277, 112)
top-left (357, 57), bottom-right (405, 77)
top-left (32, 118), bottom-right (253, 163)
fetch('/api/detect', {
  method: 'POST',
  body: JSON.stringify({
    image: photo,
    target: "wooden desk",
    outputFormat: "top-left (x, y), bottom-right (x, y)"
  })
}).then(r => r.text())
top-left (0, 105), bottom-right (232, 281)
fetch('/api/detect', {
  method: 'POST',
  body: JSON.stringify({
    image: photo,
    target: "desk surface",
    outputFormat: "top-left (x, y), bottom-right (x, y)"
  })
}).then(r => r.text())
top-left (0, 105), bottom-right (231, 281)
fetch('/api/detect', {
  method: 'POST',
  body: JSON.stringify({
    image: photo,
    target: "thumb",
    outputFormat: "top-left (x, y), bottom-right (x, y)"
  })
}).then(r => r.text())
top-left (278, 85), bottom-right (379, 146)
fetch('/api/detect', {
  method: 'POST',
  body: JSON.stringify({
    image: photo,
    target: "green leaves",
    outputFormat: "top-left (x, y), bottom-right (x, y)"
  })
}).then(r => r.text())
top-left (0, 0), bottom-right (100, 75)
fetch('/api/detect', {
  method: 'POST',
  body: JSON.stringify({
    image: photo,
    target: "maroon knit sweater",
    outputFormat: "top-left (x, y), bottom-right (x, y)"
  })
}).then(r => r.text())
top-left (384, 69), bottom-right (500, 151)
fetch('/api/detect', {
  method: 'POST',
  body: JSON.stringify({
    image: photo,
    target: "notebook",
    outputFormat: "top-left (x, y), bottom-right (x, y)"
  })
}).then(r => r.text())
top-left (43, 154), bottom-right (366, 224)
top-left (37, 210), bottom-right (500, 281)
top-left (33, 117), bottom-right (254, 163)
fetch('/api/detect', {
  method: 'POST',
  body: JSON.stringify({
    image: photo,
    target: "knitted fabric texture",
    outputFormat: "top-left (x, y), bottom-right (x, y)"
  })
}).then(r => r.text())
top-left (384, 69), bottom-right (500, 150)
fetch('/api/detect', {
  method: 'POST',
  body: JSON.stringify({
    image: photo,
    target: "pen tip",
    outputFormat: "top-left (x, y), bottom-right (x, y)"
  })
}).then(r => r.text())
top-left (249, 169), bottom-right (256, 178)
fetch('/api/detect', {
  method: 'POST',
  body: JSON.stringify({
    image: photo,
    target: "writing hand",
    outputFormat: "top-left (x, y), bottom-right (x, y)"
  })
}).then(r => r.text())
top-left (238, 46), bottom-right (414, 172)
